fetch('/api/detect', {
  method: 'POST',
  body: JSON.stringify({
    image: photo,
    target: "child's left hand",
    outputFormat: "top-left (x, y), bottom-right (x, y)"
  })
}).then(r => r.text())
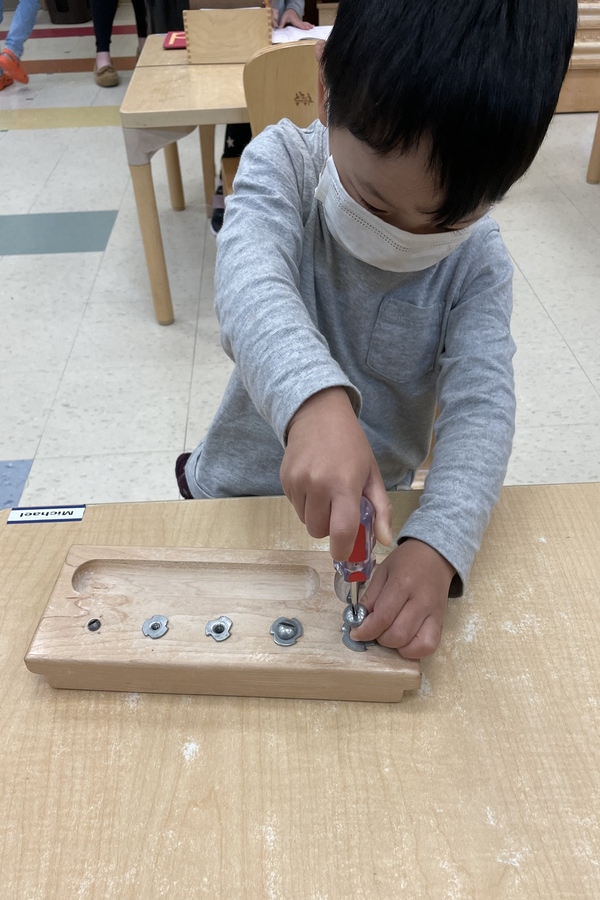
top-left (278, 9), bottom-right (314, 29)
top-left (349, 539), bottom-right (455, 659)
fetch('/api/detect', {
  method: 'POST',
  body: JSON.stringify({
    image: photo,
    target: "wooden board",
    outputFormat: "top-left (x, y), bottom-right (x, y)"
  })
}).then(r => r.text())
top-left (25, 545), bottom-right (421, 702)
top-left (183, 8), bottom-right (271, 65)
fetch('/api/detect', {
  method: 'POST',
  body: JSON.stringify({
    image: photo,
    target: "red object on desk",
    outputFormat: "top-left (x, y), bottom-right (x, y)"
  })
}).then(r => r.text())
top-left (163, 31), bottom-right (187, 49)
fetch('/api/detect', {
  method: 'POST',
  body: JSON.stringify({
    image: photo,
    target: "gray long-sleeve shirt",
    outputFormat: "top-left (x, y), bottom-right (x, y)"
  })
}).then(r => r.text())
top-left (272, 0), bottom-right (305, 21)
top-left (186, 119), bottom-right (516, 591)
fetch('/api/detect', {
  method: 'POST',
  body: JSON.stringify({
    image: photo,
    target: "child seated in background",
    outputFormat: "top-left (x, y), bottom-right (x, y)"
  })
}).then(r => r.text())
top-left (210, 0), bottom-right (313, 234)
top-left (179, 0), bottom-right (577, 658)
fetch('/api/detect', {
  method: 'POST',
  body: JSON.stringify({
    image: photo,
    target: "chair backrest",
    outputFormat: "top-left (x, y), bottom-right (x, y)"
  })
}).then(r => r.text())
top-left (243, 42), bottom-right (320, 136)
top-left (184, 6), bottom-right (271, 65)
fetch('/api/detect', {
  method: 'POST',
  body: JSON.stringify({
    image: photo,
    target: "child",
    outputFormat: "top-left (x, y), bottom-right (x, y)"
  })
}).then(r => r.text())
top-left (270, 0), bottom-right (313, 30)
top-left (0, 0), bottom-right (39, 90)
top-left (210, 0), bottom-right (313, 234)
top-left (179, 0), bottom-right (577, 658)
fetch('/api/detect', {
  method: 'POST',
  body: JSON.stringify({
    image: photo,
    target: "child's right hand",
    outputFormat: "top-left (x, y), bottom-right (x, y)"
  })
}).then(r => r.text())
top-left (280, 387), bottom-right (393, 559)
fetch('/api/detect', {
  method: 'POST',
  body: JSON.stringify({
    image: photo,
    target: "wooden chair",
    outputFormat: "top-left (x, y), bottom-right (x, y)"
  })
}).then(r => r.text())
top-left (222, 41), bottom-right (320, 195)
top-left (317, 2), bottom-right (338, 26)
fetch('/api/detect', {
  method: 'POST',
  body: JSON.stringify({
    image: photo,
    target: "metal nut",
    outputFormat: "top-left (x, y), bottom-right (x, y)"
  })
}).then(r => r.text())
top-left (342, 603), bottom-right (369, 629)
top-left (205, 615), bottom-right (232, 642)
top-left (270, 617), bottom-right (303, 647)
top-left (142, 614), bottom-right (169, 639)
top-left (341, 604), bottom-right (375, 652)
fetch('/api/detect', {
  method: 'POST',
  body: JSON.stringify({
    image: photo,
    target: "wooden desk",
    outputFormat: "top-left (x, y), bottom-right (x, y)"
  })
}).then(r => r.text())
top-left (120, 35), bottom-right (247, 324)
top-left (2, 486), bottom-right (600, 897)
top-left (136, 34), bottom-right (188, 67)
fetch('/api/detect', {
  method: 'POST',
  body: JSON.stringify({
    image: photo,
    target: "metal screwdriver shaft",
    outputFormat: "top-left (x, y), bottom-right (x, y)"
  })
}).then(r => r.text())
top-left (333, 497), bottom-right (377, 651)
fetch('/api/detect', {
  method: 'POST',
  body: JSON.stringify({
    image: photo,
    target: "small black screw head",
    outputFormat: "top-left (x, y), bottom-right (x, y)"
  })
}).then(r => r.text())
top-left (87, 619), bottom-right (101, 632)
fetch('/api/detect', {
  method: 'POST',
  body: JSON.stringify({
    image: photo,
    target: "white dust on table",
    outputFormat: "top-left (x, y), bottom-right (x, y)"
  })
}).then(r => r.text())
top-left (537, 536), bottom-right (547, 544)
top-left (418, 672), bottom-right (433, 698)
top-left (124, 692), bottom-right (141, 709)
top-left (257, 816), bottom-right (282, 900)
top-left (438, 858), bottom-right (466, 899)
top-left (496, 848), bottom-right (529, 868)
top-left (501, 613), bottom-right (543, 637)
top-left (486, 807), bottom-right (497, 826)
top-left (461, 612), bottom-right (482, 643)
top-left (181, 740), bottom-right (200, 763)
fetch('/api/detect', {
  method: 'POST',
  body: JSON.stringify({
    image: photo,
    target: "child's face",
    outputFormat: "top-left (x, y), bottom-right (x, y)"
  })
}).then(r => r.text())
top-left (329, 126), bottom-right (489, 235)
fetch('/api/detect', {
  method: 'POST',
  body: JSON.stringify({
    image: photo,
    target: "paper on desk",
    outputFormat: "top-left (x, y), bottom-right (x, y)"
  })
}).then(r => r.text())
top-left (272, 25), bottom-right (333, 43)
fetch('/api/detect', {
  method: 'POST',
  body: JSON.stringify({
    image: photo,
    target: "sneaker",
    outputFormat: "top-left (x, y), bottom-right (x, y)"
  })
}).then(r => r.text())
top-left (175, 453), bottom-right (193, 499)
top-left (0, 49), bottom-right (28, 84)
top-left (0, 72), bottom-right (14, 91)
top-left (210, 185), bottom-right (225, 236)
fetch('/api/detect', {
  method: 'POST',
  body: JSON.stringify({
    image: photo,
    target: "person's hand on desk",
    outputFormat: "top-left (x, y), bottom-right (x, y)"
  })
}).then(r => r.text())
top-left (271, 8), bottom-right (314, 30)
top-left (280, 386), bottom-right (393, 560)
top-left (350, 539), bottom-right (454, 659)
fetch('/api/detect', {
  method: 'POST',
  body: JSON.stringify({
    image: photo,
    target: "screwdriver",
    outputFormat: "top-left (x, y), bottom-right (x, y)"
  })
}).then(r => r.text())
top-left (333, 496), bottom-right (377, 616)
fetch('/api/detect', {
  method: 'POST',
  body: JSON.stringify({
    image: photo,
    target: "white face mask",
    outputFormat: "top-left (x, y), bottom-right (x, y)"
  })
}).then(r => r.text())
top-left (314, 155), bottom-right (477, 272)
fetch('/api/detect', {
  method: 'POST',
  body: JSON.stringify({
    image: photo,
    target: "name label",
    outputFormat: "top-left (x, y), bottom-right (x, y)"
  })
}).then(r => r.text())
top-left (7, 505), bottom-right (86, 524)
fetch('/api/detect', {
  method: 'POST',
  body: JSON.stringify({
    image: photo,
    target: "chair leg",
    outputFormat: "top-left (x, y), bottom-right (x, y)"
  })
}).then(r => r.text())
top-left (199, 124), bottom-right (216, 215)
top-left (164, 142), bottom-right (185, 211)
top-left (129, 163), bottom-right (175, 326)
top-left (587, 113), bottom-right (600, 184)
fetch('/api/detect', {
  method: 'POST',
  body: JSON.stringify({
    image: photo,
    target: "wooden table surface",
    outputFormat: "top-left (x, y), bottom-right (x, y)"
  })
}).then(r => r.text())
top-left (136, 34), bottom-right (188, 68)
top-left (120, 63), bottom-right (247, 128)
top-left (2, 486), bottom-right (600, 898)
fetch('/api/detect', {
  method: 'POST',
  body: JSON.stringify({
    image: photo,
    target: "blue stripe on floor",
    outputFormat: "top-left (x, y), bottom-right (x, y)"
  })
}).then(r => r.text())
top-left (0, 211), bottom-right (118, 255)
top-left (0, 459), bottom-right (33, 509)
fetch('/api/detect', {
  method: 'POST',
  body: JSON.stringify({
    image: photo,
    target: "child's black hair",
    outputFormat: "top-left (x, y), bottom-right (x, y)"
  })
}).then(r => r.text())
top-left (321, 0), bottom-right (577, 227)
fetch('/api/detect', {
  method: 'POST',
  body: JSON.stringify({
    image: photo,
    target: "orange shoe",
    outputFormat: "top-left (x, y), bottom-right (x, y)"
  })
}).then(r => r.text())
top-left (0, 49), bottom-right (29, 84)
top-left (0, 72), bottom-right (14, 91)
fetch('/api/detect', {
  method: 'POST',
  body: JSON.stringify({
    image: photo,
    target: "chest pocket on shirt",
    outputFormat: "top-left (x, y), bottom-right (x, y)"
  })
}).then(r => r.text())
top-left (367, 296), bottom-right (443, 384)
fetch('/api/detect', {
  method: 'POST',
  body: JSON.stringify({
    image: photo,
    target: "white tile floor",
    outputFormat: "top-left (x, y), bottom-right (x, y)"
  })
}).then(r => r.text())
top-left (1, 41), bottom-right (599, 504)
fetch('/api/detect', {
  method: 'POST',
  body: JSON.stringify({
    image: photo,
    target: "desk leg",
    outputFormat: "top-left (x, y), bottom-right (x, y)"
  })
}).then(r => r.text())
top-left (164, 142), bottom-right (185, 211)
top-left (587, 113), bottom-right (600, 184)
top-left (199, 124), bottom-right (216, 215)
top-left (129, 163), bottom-right (175, 326)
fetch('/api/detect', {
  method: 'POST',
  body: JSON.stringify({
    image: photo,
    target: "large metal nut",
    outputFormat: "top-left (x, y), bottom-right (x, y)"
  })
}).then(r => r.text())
top-left (270, 617), bottom-right (303, 647)
top-left (342, 603), bottom-right (369, 629)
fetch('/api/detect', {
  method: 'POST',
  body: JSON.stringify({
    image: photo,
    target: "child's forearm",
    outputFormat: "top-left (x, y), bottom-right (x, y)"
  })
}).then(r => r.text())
top-left (215, 127), bottom-right (359, 447)
top-left (398, 230), bottom-right (516, 594)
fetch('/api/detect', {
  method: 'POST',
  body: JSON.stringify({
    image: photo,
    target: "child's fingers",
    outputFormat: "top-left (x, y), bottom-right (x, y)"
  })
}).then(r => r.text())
top-left (397, 615), bottom-right (443, 659)
top-left (303, 494), bottom-right (332, 540)
top-left (364, 478), bottom-right (393, 547)
top-left (368, 597), bottom-right (426, 650)
top-left (329, 493), bottom-right (362, 560)
top-left (350, 580), bottom-right (410, 643)
top-left (357, 563), bottom-right (388, 613)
